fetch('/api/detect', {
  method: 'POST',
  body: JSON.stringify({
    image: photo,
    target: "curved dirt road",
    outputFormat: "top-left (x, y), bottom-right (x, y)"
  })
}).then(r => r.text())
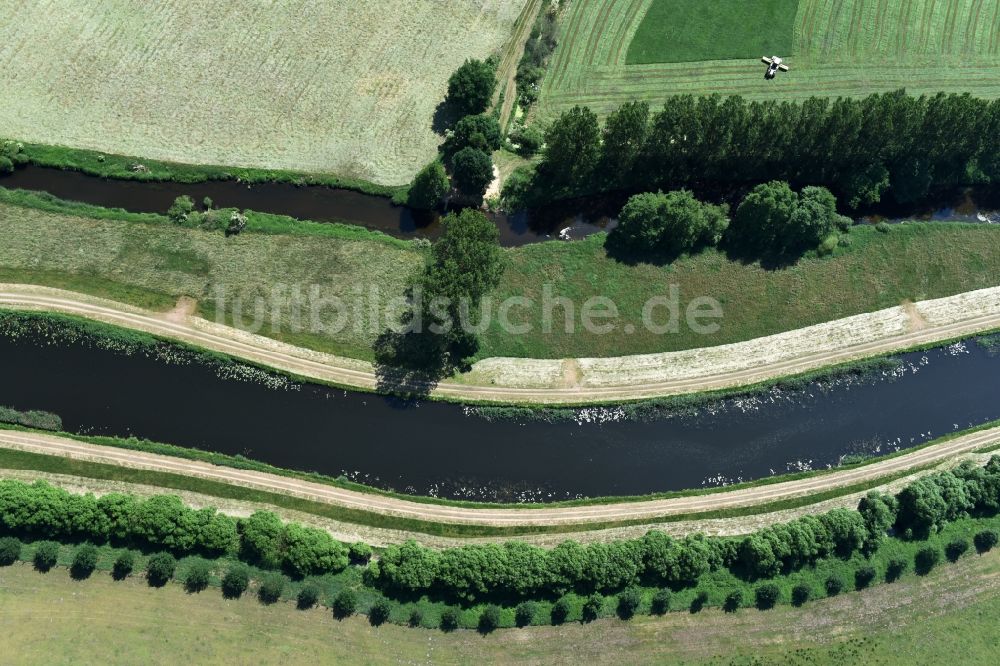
top-left (1, 427), bottom-right (997, 528)
top-left (2, 284), bottom-right (1000, 405)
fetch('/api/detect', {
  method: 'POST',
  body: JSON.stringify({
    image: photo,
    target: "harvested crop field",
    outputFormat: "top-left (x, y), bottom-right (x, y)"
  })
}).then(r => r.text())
top-left (537, 0), bottom-right (1000, 122)
top-left (0, 0), bottom-right (528, 185)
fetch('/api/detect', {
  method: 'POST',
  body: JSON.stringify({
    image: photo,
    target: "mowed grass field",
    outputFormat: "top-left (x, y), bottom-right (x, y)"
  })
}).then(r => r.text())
top-left (5, 197), bottom-right (1000, 361)
top-left (537, 0), bottom-right (1000, 122)
top-left (1, 550), bottom-right (1000, 664)
top-left (0, 0), bottom-right (528, 186)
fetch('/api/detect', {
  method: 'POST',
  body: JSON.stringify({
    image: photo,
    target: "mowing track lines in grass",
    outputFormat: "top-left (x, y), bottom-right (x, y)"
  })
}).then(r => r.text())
top-left (581, 0), bottom-right (617, 69)
top-left (605, 0), bottom-right (650, 67)
top-left (992, 0), bottom-right (1000, 53)
top-left (550, 0), bottom-right (593, 89)
top-left (846, 0), bottom-right (866, 58)
top-left (822, 0), bottom-right (847, 59)
top-left (897, 0), bottom-right (915, 55)
top-left (873, 0), bottom-right (892, 54)
top-left (919, 0), bottom-right (938, 53)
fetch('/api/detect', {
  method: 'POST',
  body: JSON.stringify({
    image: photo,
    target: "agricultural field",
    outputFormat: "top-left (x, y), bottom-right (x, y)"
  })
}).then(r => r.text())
top-left (0, 0), bottom-right (529, 186)
top-left (537, 0), bottom-right (1000, 122)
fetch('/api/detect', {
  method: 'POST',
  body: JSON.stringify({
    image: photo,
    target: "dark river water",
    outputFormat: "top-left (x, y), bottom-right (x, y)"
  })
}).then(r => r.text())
top-left (2, 334), bottom-right (998, 502)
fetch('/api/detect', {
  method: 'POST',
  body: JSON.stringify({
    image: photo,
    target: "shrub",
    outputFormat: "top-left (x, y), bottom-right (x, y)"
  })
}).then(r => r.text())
top-left (511, 125), bottom-right (544, 157)
top-left (33, 541), bottom-right (60, 572)
top-left (650, 588), bottom-right (671, 615)
top-left (69, 543), bottom-right (99, 579)
top-left (439, 607), bottom-right (459, 632)
top-left (915, 546), bottom-right (941, 575)
top-left (551, 596), bottom-right (571, 625)
top-left (258, 572), bottom-right (285, 604)
top-left (0, 536), bottom-right (22, 565)
top-left (616, 587), bottom-right (642, 620)
top-left (348, 542), bottom-right (373, 565)
top-left (296, 583), bottom-right (320, 609)
top-left (146, 552), bottom-right (177, 587)
top-left (515, 601), bottom-right (537, 627)
top-left (690, 591), bottom-right (709, 613)
top-left (755, 583), bottom-right (780, 610)
top-left (854, 565), bottom-right (877, 590)
top-left (825, 576), bottom-right (845, 596)
top-left (202, 196), bottom-right (213, 210)
top-left (167, 195), bottom-right (195, 223)
top-left (582, 594), bottom-right (603, 622)
top-left (791, 584), bottom-right (811, 606)
top-left (407, 161), bottom-right (450, 211)
top-left (723, 590), bottom-right (743, 613)
top-left (408, 607), bottom-right (424, 628)
top-left (221, 563), bottom-right (250, 598)
top-left (818, 233), bottom-right (840, 256)
top-left (974, 530), bottom-right (999, 554)
top-left (112, 551), bottom-right (136, 580)
top-left (875, 221), bottom-right (891, 233)
top-left (332, 589), bottom-right (357, 619)
top-left (885, 557), bottom-right (908, 582)
top-left (479, 604), bottom-right (502, 633)
top-left (945, 539), bottom-right (970, 562)
top-left (184, 558), bottom-right (212, 592)
top-left (613, 189), bottom-right (729, 257)
top-left (366, 597), bottom-right (392, 626)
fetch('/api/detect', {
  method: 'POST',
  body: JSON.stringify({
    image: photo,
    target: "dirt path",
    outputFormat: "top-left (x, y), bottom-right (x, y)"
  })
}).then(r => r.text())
top-left (2, 427), bottom-right (998, 528)
top-left (2, 284), bottom-right (1000, 405)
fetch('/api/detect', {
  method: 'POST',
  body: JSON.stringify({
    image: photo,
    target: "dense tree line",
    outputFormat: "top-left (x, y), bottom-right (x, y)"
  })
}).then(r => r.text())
top-left (509, 91), bottom-right (1000, 208)
top-left (371, 458), bottom-right (1000, 600)
top-left (3, 457), bottom-right (1000, 607)
top-left (0, 481), bottom-right (348, 577)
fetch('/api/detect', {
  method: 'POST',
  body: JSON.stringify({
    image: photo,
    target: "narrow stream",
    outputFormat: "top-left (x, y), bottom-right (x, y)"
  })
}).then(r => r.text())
top-left (2, 333), bottom-right (998, 502)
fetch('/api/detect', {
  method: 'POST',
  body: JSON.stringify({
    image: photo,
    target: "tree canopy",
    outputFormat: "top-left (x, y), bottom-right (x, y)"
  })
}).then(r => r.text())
top-left (447, 59), bottom-right (496, 116)
top-left (408, 161), bottom-right (450, 211)
top-left (451, 147), bottom-right (494, 201)
top-left (612, 189), bottom-right (729, 258)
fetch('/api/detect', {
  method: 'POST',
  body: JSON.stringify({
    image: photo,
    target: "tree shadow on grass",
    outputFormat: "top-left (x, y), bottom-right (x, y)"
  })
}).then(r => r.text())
top-left (432, 100), bottom-right (462, 136)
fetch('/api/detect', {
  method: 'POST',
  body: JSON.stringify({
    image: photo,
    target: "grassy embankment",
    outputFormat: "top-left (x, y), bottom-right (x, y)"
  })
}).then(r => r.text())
top-left (537, 0), bottom-right (1000, 123)
top-left (4, 189), bottom-right (1000, 362)
top-left (0, 0), bottom-right (528, 186)
top-left (1, 536), bottom-right (999, 663)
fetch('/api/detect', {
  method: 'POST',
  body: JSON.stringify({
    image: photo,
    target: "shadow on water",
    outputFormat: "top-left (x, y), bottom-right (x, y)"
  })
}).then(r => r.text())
top-left (1, 333), bottom-right (999, 503)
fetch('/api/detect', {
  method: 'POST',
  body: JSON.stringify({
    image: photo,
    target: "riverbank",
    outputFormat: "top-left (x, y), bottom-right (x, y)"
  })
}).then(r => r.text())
top-left (2, 426), bottom-right (997, 533)
top-left (3, 284), bottom-right (1000, 405)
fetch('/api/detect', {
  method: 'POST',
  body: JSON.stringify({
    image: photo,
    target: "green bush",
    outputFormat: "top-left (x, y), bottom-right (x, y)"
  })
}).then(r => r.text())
top-left (479, 604), bottom-right (502, 633)
top-left (690, 591), bottom-right (709, 613)
top-left (439, 607), bottom-right (459, 632)
top-left (825, 576), bottom-right (845, 597)
top-left (332, 589), bottom-right (357, 619)
top-left (915, 546), bottom-right (942, 575)
top-left (146, 552), bottom-right (177, 587)
top-left (368, 597), bottom-right (392, 626)
top-left (33, 541), bottom-right (60, 572)
top-left (974, 530), bottom-right (999, 554)
top-left (167, 195), bottom-right (196, 223)
top-left (408, 607), bottom-right (424, 628)
top-left (511, 125), bottom-right (544, 157)
top-left (296, 583), bottom-right (320, 610)
top-left (221, 563), bottom-right (250, 598)
top-left (876, 221), bottom-right (891, 233)
top-left (348, 542), bottom-right (373, 565)
top-left (617, 587), bottom-right (642, 620)
top-left (515, 601), bottom-right (537, 627)
top-left (723, 590), bottom-right (743, 613)
top-left (0, 536), bottom-right (22, 565)
top-left (258, 572), bottom-right (285, 604)
top-left (854, 565), bottom-right (877, 590)
top-left (112, 550), bottom-right (136, 580)
top-left (945, 539), bottom-right (970, 562)
top-left (582, 594), bottom-right (603, 622)
top-left (650, 588), bottom-right (671, 615)
top-left (70, 543), bottom-right (99, 580)
top-left (885, 557), bottom-right (908, 583)
top-left (791, 584), bottom-right (811, 606)
top-left (184, 558), bottom-right (213, 592)
top-left (755, 583), bottom-right (780, 610)
top-left (551, 597), bottom-right (571, 625)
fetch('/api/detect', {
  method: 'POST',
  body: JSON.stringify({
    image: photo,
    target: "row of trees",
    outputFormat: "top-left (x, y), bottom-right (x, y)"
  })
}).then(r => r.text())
top-left (407, 58), bottom-right (501, 208)
top-left (0, 481), bottom-right (350, 577)
top-left (4, 457), bottom-right (999, 607)
top-left (371, 457), bottom-right (1000, 601)
top-left (510, 91), bottom-right (1000, 208)
top-left (611, 181), bottom-right (851, 262)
